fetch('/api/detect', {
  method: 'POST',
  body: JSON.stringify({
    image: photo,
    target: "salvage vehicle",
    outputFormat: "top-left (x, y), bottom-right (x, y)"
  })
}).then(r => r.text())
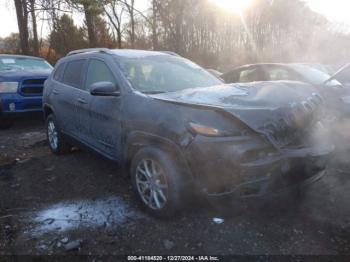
top-left (221, 63), bottom-right (350, 116)
top-left (0, 54), bottom-right (53, 128)
top-left (221, 63), bottom-right (341, 86)
top-left (295, 63), bottom-right (337, 75)
top-left (43, 49), bottom-right (333, 217)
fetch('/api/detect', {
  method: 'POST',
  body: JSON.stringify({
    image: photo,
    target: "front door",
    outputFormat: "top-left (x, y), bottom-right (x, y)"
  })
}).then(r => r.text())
top-left (85, 58), bottom-right (122, 159)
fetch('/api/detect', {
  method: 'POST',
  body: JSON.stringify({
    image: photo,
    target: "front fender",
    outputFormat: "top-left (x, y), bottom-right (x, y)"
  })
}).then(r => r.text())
top-left (124, 130), bottom-right (194, 181)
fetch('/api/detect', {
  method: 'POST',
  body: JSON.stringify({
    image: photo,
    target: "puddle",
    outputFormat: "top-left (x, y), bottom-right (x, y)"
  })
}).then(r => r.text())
top-left (26, 197), bottom-right (142, 236)
top-left (21, 131), bottom-right (46, 148)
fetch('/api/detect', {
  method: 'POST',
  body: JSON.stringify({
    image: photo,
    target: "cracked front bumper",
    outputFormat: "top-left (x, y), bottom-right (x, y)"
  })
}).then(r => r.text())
top-left (185, 135), bottom-right (333, 198)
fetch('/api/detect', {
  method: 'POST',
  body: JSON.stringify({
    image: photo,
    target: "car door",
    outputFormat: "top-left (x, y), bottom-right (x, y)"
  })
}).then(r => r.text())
top-left (72, 61), bottom-right (94, 144)
top-left (85, 58), bottom-right (122, 159)
top-left (51, 59), bottom-right (86, 138)
top-left (49, 62), bottom-right (71, 130)
top-left (59, 59), bottom-right (90, 141)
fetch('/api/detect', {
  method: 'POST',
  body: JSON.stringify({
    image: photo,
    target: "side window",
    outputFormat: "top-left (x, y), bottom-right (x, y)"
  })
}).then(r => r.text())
top-left (265, 68), bottom-right (291, 81)
top-left (53, 63), bottom-right (65, 82)
top-left (86, 59), bottom-right (117, 90)
top-left (222, 70), bottom-right (239, 83)
top-left (239, 68), bottom-right (260, 82)
top-left (62, 59), bottom-right (86, 88)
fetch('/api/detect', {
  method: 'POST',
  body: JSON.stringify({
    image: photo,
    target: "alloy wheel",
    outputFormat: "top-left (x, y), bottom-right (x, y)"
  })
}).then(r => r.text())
top-left (47, 120), bottom-right (58, 150)
top-left (135, 159), bottom-right (169, 210)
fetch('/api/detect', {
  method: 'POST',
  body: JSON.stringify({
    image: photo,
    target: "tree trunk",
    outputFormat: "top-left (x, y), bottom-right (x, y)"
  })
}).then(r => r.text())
top-left (83, 3), bottom-right (97, 47)
top-left (174, 2), bottom-right (184, 54)
top-left (151, 0), bottom-right (158, 50)
top-left (129, 0), bottom-right (135, 48)
top-left (14, 0), bottom-right (29, 54)
top-left (29, 0), bottom-right (39, 56)
top-left (124, 0), bottom-right (135, 48)
top-left (104, 3), bottom-right (122, 49)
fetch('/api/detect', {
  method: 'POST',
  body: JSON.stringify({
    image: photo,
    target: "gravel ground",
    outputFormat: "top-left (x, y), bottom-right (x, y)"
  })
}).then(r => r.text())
top-left (0, 118), bottom-right (350, 256)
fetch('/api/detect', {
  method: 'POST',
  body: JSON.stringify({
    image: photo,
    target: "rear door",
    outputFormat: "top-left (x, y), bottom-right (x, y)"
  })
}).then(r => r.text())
top-left (58, 59), bottom-right (89, 140)
top-left (49, 62), bottom-right (70, 130)
top-left (85, 58), bottom-right (122, 159)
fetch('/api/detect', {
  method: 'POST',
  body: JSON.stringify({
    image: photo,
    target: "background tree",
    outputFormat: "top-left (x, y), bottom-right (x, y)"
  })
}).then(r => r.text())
top-left (7, 0), bottom-right (350, 68)
top-left (14, 0), bottom-right (30, 54)
top-left (49, 14), bottom-right (87, 58)
top-left (122, 0), bottom-right (136, 48)
top-left (68, 0), bottom-right (104, 47)
top-left (103, 0), bottom-right (124, 49)
top-left (0, 33), bottom-right (21, 53)
top-left (29, 0), bottom-right (39, 55)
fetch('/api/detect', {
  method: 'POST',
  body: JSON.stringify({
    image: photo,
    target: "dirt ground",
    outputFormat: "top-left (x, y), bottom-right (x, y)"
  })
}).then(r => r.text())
top-left (0, 117), bottom-right (350, 256)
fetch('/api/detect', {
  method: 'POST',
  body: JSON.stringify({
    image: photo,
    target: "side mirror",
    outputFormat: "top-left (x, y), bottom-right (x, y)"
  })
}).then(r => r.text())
top-left (90, 82), bottom-right (120, 97)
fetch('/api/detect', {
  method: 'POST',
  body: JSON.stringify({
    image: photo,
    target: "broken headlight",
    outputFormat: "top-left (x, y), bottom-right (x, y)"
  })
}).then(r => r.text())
top-left (188, 122), bottom-right (241, 137)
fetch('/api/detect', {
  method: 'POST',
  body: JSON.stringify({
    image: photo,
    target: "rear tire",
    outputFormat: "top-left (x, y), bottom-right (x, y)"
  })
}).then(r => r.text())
top-left (46, 114), bottom-right (71, 154)
top-left (130, 147), bottom-right (186, 219)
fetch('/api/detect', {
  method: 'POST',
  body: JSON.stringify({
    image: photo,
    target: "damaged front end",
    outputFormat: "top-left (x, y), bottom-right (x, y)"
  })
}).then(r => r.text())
top-left (153, 81), bottom-right (333, 198)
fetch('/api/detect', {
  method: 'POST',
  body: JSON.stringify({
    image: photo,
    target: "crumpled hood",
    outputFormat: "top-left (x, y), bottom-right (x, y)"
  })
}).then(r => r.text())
top-left (151, 81), bottom-right (324, 147)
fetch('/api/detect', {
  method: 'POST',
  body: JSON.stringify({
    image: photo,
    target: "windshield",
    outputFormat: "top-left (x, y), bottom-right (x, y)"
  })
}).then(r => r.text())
top-left (292, 65), bottom-right (341, 86)
top-left (0, 57), bottom-right (52, 72)
top-left (115, 55), bottom-right (222, 93)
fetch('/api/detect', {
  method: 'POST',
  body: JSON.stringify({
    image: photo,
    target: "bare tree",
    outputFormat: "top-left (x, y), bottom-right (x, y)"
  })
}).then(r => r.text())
top-left (29, 0), bottom-right (39, 55)
top-left (14, 0), bottom-right (30, 54)
top-left (104, 0), bottom-right (124, 48)
top-left (122, 0), bottom-right (135, 48)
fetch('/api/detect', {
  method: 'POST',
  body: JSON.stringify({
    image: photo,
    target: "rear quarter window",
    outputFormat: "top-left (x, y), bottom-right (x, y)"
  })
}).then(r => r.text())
top-left (62, 59), bottom-right (86, 88)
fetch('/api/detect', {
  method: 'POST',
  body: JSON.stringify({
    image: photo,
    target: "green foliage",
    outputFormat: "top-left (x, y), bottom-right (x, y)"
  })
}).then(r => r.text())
top-left (68, 0), bottom-right (103, 14)
top-left (49, 14), bottom-right (88, 57)
top-left (80, 15), bottom-right (115, 47)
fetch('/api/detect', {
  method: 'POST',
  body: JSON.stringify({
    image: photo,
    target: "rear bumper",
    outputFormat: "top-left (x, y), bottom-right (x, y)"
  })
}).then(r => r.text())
top-left (0, 93), bottom-right (42, 118)
top-left (185, 135), bottom-right (333, 198)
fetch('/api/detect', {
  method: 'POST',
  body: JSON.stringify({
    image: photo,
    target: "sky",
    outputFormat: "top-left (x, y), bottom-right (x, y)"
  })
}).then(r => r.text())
top-left (1, 0), bottom-right (350, 38)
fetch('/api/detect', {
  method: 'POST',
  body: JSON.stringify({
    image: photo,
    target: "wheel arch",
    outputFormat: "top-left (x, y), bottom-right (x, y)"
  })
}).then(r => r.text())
top-left (43, 103), bottom-right (54, 119)
top-left (124, 131), bottom-right (194, 182)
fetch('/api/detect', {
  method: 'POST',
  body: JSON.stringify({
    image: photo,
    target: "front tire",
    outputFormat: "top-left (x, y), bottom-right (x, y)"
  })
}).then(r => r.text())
top-left (130, 147), bottom-right (186, 218)
top-left (46, 114), bottom-right (71, 154)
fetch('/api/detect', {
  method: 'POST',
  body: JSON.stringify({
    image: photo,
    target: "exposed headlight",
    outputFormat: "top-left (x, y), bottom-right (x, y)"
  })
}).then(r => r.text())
top-left (189, 122), bottom-right (220, 136)
top-left (0, 82), bottom-right (19, 93)
top-left (188, 122), bottom-right (241, 137)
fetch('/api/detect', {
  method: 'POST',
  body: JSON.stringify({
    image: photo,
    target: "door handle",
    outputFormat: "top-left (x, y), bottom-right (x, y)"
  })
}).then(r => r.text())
top-left (53, 89), bottom-right (59, 95)
top-left (77, 98), bottom-right (87, 104)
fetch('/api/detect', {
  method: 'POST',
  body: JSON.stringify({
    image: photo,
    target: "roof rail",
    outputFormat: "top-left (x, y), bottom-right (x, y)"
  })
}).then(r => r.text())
top-left (160, 51), bottom-right (181, 57)
top-left (67, 48), bottom-right (111, 56)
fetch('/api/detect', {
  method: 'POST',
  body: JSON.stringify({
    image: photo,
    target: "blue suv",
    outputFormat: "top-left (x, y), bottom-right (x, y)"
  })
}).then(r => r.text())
top-left (0, 54), bottom-right (53, 128)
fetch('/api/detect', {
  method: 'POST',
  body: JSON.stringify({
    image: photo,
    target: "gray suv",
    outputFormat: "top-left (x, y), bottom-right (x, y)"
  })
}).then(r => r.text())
top-left (43, 48), bottom-right (332, 217)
